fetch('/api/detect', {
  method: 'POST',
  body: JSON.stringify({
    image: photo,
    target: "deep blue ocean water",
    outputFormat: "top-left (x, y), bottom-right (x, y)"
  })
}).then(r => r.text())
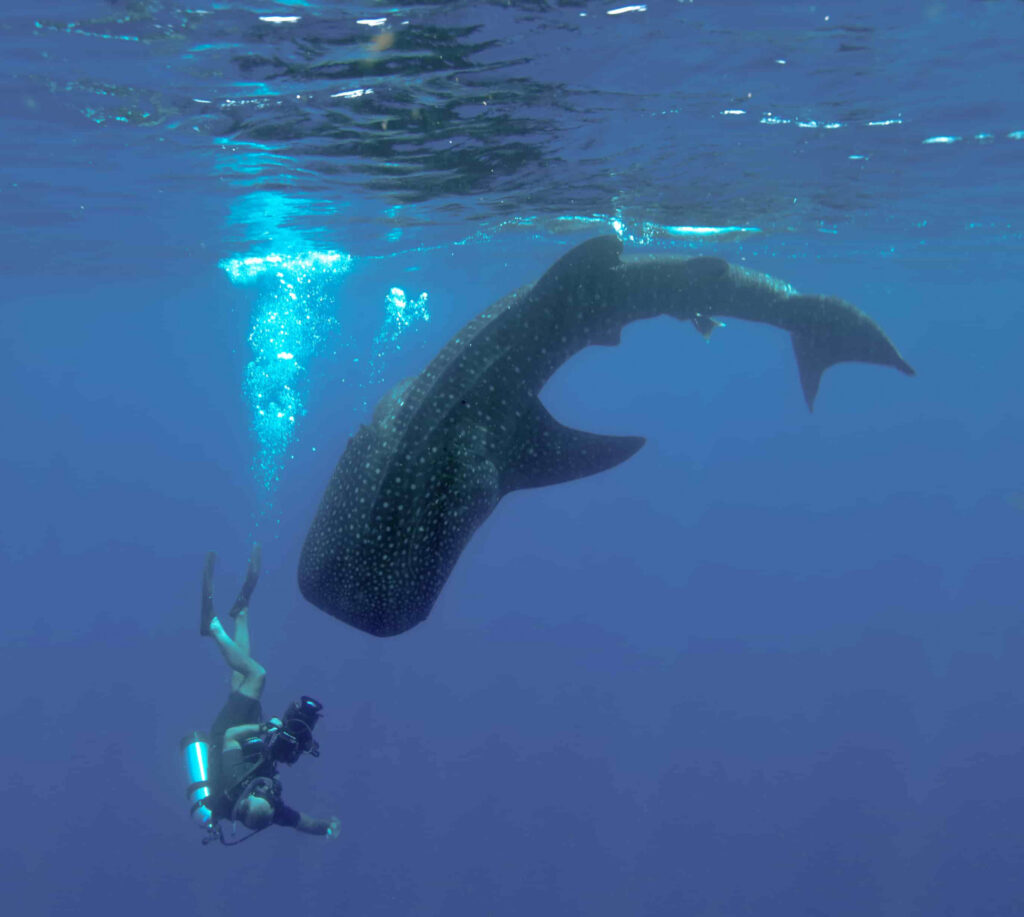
top-left (2, 2), bottom-right (1023, 914)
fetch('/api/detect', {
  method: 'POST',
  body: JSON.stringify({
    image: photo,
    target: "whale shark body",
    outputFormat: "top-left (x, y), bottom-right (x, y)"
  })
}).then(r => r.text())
top-left (299, 236), bottom-right (913, 636)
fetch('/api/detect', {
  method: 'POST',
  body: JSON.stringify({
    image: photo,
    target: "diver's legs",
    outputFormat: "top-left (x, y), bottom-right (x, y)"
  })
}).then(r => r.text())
top-left (230, 609), bottom-right (251, 693)
top-left (209, 616), bottom-right (265, 701)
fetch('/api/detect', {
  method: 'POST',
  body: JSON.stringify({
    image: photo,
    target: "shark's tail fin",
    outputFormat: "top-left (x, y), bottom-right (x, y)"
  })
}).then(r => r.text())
top-left (788, 294), bottom-right (914, 411)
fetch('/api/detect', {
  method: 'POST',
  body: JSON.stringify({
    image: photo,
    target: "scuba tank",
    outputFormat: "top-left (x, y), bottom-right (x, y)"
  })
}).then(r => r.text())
top-left (180, 731), bottom-right (215, 828)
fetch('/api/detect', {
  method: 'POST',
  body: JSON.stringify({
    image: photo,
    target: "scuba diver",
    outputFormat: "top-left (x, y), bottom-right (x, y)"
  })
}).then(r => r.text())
top-left (181, 544), bottom-right (340, 846)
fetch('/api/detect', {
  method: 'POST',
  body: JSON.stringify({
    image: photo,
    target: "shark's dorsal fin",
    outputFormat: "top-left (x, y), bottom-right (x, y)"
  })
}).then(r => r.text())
top-left (501, 397), bottom-right (645, 494)
top-left (528, 235), bottom-right (623, 303)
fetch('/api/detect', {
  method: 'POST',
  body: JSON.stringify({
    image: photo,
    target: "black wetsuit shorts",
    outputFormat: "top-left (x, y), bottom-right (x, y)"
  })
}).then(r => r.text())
top-left (210, 691), bottom-right (263, 746)
top-left (207, 692), bottom-right (263, 817)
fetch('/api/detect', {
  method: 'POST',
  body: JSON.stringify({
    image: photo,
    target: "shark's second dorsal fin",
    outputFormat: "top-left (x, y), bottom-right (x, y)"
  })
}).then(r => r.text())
top-left (501, 397), bottom-right (645, 494)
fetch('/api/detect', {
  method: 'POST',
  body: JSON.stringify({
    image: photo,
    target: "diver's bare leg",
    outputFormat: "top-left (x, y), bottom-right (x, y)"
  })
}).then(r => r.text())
top-left (230, 609), bottom-right (251, 692)
top-left (209, 616), bottom-right (265, 701)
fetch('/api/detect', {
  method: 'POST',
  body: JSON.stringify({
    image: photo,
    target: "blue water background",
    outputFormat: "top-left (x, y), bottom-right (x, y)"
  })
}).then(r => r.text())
top-left (2, 2), bottom-right (1023, 914)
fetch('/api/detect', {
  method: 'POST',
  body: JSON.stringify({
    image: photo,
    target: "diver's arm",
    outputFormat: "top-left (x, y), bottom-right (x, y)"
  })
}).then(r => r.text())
top-left (222, 723), bottom-right (264, 747)
top-left (293, 813), bottom-right (341, 838)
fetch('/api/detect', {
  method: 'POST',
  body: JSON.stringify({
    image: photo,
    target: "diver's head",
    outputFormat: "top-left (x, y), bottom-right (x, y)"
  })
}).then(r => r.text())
top-left (232, 777), bottom-right (279, 830)
top-left (236, 793), bottom-right (275, 830)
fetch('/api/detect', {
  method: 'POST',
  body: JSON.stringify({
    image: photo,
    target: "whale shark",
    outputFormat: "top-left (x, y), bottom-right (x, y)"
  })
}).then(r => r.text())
top-left (299, 236), bottom-right (913, 637)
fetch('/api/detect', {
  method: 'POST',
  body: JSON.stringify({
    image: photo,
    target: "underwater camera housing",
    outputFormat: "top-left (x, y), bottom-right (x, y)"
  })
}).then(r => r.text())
top-left (266, 696), bottom-right (323, 765)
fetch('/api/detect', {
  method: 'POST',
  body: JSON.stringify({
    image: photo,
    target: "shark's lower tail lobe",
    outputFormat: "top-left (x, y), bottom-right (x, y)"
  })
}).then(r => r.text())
top-left (783, 294), bottom-right (914, 410)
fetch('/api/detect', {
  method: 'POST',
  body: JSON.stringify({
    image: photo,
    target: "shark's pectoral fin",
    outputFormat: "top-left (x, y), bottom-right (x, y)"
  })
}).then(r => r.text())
top-left (502, 398), bottom-right (646, 493)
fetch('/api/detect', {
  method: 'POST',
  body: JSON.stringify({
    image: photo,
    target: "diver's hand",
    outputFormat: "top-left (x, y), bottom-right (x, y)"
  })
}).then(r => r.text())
top-left (259, 717), bottom-right (282, 739)
top-left (325, 816), bottom-right (341, 840)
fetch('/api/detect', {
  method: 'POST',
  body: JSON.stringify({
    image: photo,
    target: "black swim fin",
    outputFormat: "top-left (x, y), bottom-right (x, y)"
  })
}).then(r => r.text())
top-left (200, 552), bottom-right (216, 636)
top-left (228, 543), bottom-right (262, 618)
